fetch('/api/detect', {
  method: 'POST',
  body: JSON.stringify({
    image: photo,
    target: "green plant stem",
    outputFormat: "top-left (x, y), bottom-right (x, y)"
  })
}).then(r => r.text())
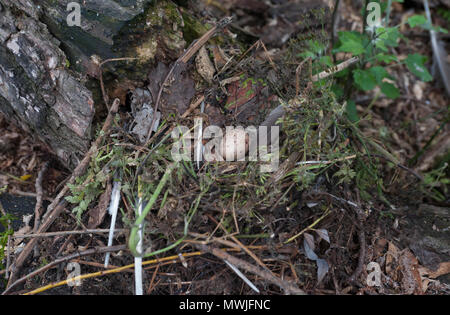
top-left (140, 236), bottom-right (187, 258)
top-left (128, 163), bottom-right (177, 256)
top-left (385, 0), bottom-right (393, 26)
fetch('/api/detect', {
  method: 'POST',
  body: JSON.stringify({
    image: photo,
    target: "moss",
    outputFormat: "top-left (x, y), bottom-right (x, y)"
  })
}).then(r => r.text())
top-left (114, 0), bottom-right (186, 63)
top-left (181, 11), bottom-right (211, 45)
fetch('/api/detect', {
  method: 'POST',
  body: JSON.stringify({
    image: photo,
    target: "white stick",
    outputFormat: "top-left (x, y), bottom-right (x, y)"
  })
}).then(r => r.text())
top-left (134, 197), bottom-right (143, 295)
top-left (311, 57), bottom-right (359, 82)
top-left (224, 259), bottom-right (260, 293)
top-left (104, 180), bottom-right (121, 268)
top-left (195, 101), bottom-right (205, 170)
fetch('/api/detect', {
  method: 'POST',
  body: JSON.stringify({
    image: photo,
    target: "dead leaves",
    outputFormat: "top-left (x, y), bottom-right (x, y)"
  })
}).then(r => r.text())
top-left (195, 46), bottom-right (215, 84)
top-left (375, 241), bottom-right (450, 294)
top-left (147, 62), bottom-right (196, 116)
top-left (398, 249), bottom-right (423, 294)
top-left (130, 88), bottom-right (161, 144)
top-left (87, 180), bottom-right (112, 229)
top-left (303, 231), bottom-right (330, 284)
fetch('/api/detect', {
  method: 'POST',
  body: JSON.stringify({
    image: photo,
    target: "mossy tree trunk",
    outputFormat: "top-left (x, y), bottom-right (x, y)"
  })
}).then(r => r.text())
top-left (0, 0), bottom-right (191, 170)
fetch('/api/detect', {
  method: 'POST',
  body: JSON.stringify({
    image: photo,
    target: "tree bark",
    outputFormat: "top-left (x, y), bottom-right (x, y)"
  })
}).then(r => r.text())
top-left (0, 0), bottom-right (185, 170)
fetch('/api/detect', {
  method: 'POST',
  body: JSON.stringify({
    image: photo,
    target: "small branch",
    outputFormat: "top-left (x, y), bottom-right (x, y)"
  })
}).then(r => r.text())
top-left (285, 210), bottom-right (331, 244)
top-left (296, 154), bottom-right (357, 166)
top-left (224, 260), bottom-right (260, 293)
top-left (311, 57), bottom-right (359, 82)
top-left (295, 58), bottom-right (310, 97)
top-left (9, 189), bottom-right (53, 202)
top-left (22, 251), bottom-right (204, 295)
top-left (347, 205), bottom-right (366, 284)
top-left (206, 214), bottom-right (271, 274)
top-left (12, 228), bottom-right (126, 239)
top-left (196, 244), bottom-right (306, 295)
top-left (33, 162), bottom-right (49, 233)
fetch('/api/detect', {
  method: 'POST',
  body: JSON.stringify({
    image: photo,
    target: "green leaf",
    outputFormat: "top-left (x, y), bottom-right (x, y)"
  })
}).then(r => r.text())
top-left (407, 15), bottom-right (428, 28)
top-left (369, 66), bottom-right (389, 84)
top-left (405, 53), bottom-right (432, 82)
top-left (346, 100), bottom-right (359, 123)
top-left (319, 55), bottom-right (333, 67)
top-left (299, 40), bottom-right (326, 60)
top-left (407, 15), bottom-right (448, 33)
top-left (380, 82), bottom-right (400, 99)
top-left (353, 69), bottom-right (377, 91)
top-left (335, 31), bottom-right (365, 55)
top-left (65, 195), bottom-right (81, 204)
top-left (376, 27), bottom-right (401, 48)
top-left (299, 51), bottom-right (316, 59)
top-left (375, 53), bottom-right (397, 63)
top-left (331, 84), bottom-right (344, 98)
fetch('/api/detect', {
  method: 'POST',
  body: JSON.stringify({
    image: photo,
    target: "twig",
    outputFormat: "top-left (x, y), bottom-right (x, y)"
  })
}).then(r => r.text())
top-left (12, 228), bottom-right (126, 239)
top-left (224, 260), bottom-right (260, 293)
top-left (6, 201), bottom-right (66, 288)
top-left (408, 113), bottom-right (449, 168)
top-left (311, 57), bottom-right (359, 82)
top-left (19, 245), bottom-right (269, 295)
top-left (285, 209), bottom-right (331, 244)
top-left (196, 244), bottom-right (306, 295)
top-left (363, 154), bottom-right (424, 181)
top-left (187, 232), bottom-right (242, 250)
top-left (7, 99), bottom-right (121, 286)
top-left (22, 251), bottom-right (204, 295)
top-left (9, 189), bottom-right (53, 202)
top-left (146, 263), bottom-right (160, 295)
top-left (206, 214), bottom-right (270, 273)
top-left (347, 197), bottom-right (366, 284)
top-left (33, 162), bottom-right (49, 233)
top-left (2, 245), bottom-right (127, 295)
top-left (181, 95), bottom-right (205, 119)
top-left (295, 58), bottom-right (311, 97)
top-left (296, 154), bottom-right (357, 166)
